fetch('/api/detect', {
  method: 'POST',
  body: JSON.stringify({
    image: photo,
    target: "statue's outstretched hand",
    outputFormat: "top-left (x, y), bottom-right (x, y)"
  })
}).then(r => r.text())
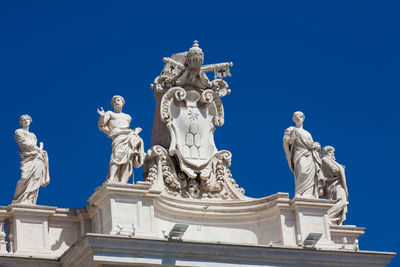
top-left (97, 107), bottom-right (105, 116)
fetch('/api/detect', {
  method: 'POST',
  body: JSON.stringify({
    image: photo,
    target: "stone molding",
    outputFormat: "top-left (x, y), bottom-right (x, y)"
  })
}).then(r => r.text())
top-left (60, 234), bottom-right (395, 267)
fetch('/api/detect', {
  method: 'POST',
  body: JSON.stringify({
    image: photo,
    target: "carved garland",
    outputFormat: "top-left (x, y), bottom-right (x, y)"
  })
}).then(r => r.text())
top-left (145, 145), bottom-right (185, 191)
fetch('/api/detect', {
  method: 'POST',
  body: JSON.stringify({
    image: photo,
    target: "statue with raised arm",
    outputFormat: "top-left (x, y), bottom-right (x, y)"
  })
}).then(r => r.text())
top-left (321, 146), bottom-right (348, 225)
top-left (283, 111), bottom-right (324, 199)
top-left (13, 115), bottom-right (50, 204)
top-left (97, 95), bottom-right (144, 184)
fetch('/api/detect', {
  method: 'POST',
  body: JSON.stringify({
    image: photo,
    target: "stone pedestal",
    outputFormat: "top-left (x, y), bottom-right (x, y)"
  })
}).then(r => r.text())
top-left (88, 182), bottom-right (157, 237)
top-left (8, 204), bottom-right (57, 255)
top-left (290, 197), bottom-right (335, 248)
top-left (330, 224), bottom-right (365, 250)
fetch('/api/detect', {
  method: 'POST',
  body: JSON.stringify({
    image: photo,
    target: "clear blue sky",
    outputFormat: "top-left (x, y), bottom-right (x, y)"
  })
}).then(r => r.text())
top-left (0, 1), bottom-right (398, 264)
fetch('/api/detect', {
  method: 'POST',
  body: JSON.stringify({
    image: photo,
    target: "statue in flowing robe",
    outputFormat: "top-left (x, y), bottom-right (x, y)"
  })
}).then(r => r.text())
top-left (283, 111), bottom-right (324, 199)
top-left (97, 95), bottom-right (144, 183)
top-left (321, 146), bottom-right (348, 225)
top-left (13, 115), bottom-right (50, 204)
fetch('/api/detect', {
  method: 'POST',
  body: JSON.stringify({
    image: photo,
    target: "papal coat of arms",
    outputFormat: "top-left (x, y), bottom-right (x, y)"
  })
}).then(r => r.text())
top-left (144, 41), bottom-right (245, 199)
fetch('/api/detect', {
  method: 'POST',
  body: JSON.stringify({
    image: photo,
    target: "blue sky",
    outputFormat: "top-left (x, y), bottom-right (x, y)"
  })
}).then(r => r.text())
top-left (0, 1), bottom-right (398, 264)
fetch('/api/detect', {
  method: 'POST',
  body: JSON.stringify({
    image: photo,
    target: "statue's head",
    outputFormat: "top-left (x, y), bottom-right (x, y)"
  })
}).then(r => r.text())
top-left (322, 146), bottom-right (335, 157)
top-left (111, 95), bottom-right (125, 109)
top-left (19, 114), bottom-right (32, 128)
top-left (292, 111), bottom-right (305, 125)
top-left (186, 40), bottom-right (204, 68)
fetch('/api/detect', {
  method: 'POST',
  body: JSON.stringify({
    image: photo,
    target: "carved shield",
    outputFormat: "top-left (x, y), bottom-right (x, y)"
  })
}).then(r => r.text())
top-left (160, 87), bottom-right (224, 176)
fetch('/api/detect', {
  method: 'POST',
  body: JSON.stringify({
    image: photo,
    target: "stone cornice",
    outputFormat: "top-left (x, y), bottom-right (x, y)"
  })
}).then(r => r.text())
top-left (60, 234), bottom-right (396, 267)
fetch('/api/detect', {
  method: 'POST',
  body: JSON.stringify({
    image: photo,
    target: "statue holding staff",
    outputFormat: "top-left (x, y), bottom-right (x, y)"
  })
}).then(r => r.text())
top-left (97, 95), bottom-right (144, 183)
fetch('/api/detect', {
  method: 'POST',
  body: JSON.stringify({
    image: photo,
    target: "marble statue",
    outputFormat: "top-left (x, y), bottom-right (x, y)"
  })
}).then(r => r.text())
top-left (283, 111), bottom-right (324, 199)
top-left (145, 41), bottom-right (245, 199)
top-left (97, 95), bottom-right (144, 183)
top-left (321, 146), bottom-right (348, 225)
top-left (13, 115), bottom-right (50, 204)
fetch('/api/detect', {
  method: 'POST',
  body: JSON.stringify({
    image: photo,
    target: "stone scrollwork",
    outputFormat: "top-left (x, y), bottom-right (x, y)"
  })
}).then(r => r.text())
top-left (145, 145), bottom-right (186, 192)
top-left (145, 41), bottom-right (245, 199)
top-left (211, 79), bottom-right (230, 97)
top-left (160, 87), bottom-right (187, 123)
top-left (199, 150), bottom-right (245, 199)
top-left (144, 146), bottom-right (245, 199)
